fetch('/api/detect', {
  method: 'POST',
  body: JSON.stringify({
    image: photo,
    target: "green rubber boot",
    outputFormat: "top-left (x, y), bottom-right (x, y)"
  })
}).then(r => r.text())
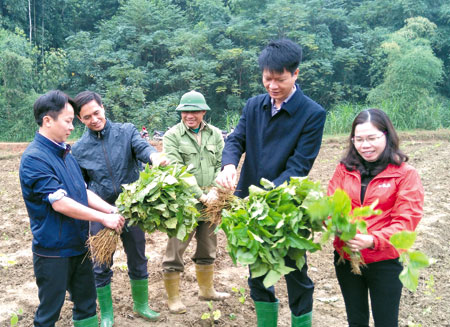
top-left (130, 279), bottom-right (160, 321)
top-left (291, 311), bottom-right (312, 327)
top-left (73, 315), bottom-right (98, 327)
top-left (96, 284), bottom-right (114, 327)
top-left (254, 300), bottom-right (279, 327)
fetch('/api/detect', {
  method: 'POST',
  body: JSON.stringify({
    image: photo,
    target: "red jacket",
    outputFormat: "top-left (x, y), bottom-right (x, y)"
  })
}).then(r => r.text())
top-left (327, 162), bottom-right (424, 264)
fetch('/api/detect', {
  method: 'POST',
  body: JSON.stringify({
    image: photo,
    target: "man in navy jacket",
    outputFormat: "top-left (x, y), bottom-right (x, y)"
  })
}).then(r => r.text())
top-left (217, 39), bottom-right (326, 327)
top-left (20, 90), bottom-right (124, 327)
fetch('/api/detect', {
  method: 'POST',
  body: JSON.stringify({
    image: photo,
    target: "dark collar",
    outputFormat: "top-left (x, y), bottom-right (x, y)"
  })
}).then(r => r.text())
top-left (262, 84), bottom-right (304, 116)
top-left (88, 119), bottom-right (111, 139)
top-left (35, 132), bottom-right (70, 159)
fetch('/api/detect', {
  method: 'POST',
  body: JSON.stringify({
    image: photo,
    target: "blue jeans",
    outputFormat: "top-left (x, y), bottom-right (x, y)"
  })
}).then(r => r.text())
top-left (33, 253), bottom-right (97, 327)
top-left (248, 254), bottom-right (314, 316)
top-left (334, 251), bottom-right (403, 327)
top-left (90, 220), bottom-right (148, 287)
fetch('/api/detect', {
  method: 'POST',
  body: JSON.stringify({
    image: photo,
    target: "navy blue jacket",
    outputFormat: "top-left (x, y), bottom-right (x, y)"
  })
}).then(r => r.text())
top-left (72, 120), bottom-right (156, 204)
top-left (19, 133), bottom-right (90, 257)
top-left (222, 85), bottom-right (326, 198)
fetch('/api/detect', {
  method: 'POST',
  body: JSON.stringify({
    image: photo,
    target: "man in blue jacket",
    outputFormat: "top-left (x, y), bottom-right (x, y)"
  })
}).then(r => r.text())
top-left (19, 90), bottom-right (125, 327)
top-left (72, 91), bottom-right (167, 326)
top-left (216, 39), bottom-right (326, 327)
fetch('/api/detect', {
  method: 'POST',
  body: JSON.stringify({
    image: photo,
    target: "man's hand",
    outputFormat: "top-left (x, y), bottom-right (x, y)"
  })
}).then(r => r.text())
top-left (150, 152), bottom-right (170, 167)
top-left (199, 194), bottom-right (208, 204)
top-left (216, 164), bottom-right (237, 190)
top-left (205, 187), bottom-right (219, 204)
top-left (102, 213), bottom-right (125, 233)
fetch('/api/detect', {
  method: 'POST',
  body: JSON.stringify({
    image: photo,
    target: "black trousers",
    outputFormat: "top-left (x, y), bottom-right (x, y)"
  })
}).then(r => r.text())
top-left (33, 253), bottom-right (97, 327)
top-left (248, 254), bottom-right (314, 316)
top-left (334, 251), bottom-right (403, 327)
top-left (90, 220), bottom-right (148, 287)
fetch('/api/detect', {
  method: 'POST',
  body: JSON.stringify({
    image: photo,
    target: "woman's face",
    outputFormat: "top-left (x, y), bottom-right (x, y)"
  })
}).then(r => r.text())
top-left (353, 122), bottom-right (387, 162)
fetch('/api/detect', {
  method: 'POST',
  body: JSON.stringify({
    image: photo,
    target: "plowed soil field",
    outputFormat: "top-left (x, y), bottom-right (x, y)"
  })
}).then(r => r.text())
top-left (1, 131), bottom-right (449, 327)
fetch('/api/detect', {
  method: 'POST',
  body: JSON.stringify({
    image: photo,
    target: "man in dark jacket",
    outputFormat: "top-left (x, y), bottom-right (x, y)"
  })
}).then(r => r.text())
top-left (216, 39), bottom-right (326, 327)
top-left (20, 90), bottom-right (125, 327)
top-left (72, 91), bottom-right (167, 326)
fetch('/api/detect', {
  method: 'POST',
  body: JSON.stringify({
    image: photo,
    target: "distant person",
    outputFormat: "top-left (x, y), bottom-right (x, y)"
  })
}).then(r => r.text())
top-left (161, 90), bottom-right (229, 314)
top-left (328, 108), bottom-right (424, 327)
top-left (141, 126), bottom-right (149, 140)
top-left (19, 90), bottom-right (125, 327)
top-left (72, 91), bottom-right (168, 325)
top-left (216, 39), bottom-right (326, 327)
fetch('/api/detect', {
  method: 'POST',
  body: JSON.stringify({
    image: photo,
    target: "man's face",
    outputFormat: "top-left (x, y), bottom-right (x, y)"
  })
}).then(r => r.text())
top-left (78, 99), bottom-right (107, 132)
top-left (181, 110), bottom-right (206, 130)
top-left (45, 103), bottom-right (74, 143)
top-left (262, 68), bottom-right (298, 105)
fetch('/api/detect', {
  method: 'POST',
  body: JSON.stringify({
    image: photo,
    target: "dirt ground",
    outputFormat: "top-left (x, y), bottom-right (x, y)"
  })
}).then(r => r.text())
top-left (0, 131), bottom-right (449, 327)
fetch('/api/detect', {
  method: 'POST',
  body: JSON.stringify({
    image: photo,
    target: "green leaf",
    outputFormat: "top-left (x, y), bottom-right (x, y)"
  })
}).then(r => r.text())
top-left (237, 248), bottom-right (257, 265)
top-left (213, 310), bottom-right (221, 320)
top-left (390, 231), bottom-right (417, 250)
top-left (399, 264), bottom-right (420, 292)
top-left (250, 261), bottom-right (269, 278)
top-left (10, 313), bottom-right (18, 327)
top-left (176, 223), bottom-right (187, 241)
top-left (260, 178), bottom-right (275, 189)
top-left (409, 251), bottom-right (430, 269)
top-left (263, 269), bottom-right (282, 288)
top-left (165, 217), bottom-right (178, 229)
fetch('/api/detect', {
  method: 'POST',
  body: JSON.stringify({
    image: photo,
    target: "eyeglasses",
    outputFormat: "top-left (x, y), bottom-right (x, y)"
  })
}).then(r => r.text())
top-left (351, 133), bottom-right (385, 146)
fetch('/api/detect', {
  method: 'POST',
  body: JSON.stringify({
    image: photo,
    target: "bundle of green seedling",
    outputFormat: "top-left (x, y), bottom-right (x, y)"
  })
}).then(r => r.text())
top-left (219, 178), bottom-right (325, 288)
top-left (88, 164), bottom-right (200, 265)
top-left (308, 189), bottom-right (380, 274)
top-left (117, 163), bottom-right (200, 240)
top-left (219, 177), bottom-right (381, 287)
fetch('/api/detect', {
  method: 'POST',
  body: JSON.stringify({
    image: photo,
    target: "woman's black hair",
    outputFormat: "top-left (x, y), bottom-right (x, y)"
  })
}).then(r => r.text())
top-left (341, 108), bottom-right (408, 171)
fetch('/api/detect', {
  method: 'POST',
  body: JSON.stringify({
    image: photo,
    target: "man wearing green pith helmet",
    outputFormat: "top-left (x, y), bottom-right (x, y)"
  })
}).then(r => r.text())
top-left (161, 90), bottom-right (230, 314)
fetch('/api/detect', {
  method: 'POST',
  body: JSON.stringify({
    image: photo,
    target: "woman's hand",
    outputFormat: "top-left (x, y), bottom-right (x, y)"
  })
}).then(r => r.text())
top-left (347, 234), bottom-right (374, 252)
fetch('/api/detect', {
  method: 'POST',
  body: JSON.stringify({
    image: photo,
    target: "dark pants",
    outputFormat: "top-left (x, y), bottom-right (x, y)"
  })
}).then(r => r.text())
top-left (91, 220), bottom-right (148, 287)
top-left (33, 253), bottom-right (97, 327)
top-left (334, 251), bottom-right (403, 327)
top-left (248, 254), bottom-right (314, 316)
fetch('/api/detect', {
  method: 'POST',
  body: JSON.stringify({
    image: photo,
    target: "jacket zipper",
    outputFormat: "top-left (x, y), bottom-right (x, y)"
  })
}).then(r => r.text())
top-left (99, 132), bottom-right (119, 197)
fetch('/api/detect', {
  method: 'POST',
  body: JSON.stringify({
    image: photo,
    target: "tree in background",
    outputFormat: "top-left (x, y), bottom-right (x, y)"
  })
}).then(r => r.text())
top-left (368, 17), bottom-right (444, 129)
top-left (1, 0), bottom-right (450, 139)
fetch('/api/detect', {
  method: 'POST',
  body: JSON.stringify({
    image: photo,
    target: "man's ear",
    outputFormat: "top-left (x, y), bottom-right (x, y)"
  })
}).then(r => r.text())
top-left (42, 115), bottom-right (52, 127)
top-left (77, 115), bottom-right (82, 122)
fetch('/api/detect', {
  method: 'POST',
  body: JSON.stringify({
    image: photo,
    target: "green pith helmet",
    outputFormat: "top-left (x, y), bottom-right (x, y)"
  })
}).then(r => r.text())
top-left (176, 90), bottom-right (210, 111)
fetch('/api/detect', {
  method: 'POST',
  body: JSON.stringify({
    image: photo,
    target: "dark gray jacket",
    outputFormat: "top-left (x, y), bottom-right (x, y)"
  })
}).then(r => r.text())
top-left (72, 120), bottom-right (156, 204)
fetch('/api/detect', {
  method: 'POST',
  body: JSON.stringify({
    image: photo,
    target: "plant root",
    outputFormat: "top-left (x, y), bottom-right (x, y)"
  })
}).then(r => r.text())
top-left (337, 251), bottom-right (366, 275)
top-left (86, 228), bottom-right (120, 266)
top-left (202, 189), bottom-right (236, 225)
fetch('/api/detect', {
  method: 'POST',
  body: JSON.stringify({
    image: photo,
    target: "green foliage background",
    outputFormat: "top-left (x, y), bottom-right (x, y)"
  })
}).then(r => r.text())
top-left (1, 0), bottom-right (449, 141)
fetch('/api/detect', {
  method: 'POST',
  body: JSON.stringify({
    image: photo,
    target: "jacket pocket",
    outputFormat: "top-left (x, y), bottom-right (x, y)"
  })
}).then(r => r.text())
top-left (179, 145), bottom-right (198, 165)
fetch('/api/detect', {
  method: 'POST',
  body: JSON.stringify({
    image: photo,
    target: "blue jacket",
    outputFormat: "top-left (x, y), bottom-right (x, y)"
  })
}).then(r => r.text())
top-left (19, 133), bottom-right (89, 257)
top-left (72, 120), bottom-right (156, 204)
top-left (222, 85), bottom-right (326, 197)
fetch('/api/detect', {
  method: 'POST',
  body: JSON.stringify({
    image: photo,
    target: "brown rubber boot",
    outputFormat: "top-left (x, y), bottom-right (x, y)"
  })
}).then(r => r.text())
top-left (195, 264), bottom-right (230, 301)
top-left (163, 271), bottom-right (187, 314)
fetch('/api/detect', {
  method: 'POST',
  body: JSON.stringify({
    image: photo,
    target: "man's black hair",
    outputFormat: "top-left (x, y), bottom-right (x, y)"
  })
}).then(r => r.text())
top-left (34, 90), bottom-right (75, 126)
top-left (73, 91), bottom-right (103, 116)
top-left (258, 39), bottom-right (303, 74)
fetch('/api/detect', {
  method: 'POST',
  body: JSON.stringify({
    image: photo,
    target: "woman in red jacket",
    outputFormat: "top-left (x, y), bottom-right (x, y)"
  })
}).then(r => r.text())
top-left (328, 108), bottom-right (424, 327)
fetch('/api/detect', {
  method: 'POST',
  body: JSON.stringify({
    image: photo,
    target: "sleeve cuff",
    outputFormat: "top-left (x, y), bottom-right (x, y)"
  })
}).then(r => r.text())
top-left (48, 189), bottom-right (67, 204)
